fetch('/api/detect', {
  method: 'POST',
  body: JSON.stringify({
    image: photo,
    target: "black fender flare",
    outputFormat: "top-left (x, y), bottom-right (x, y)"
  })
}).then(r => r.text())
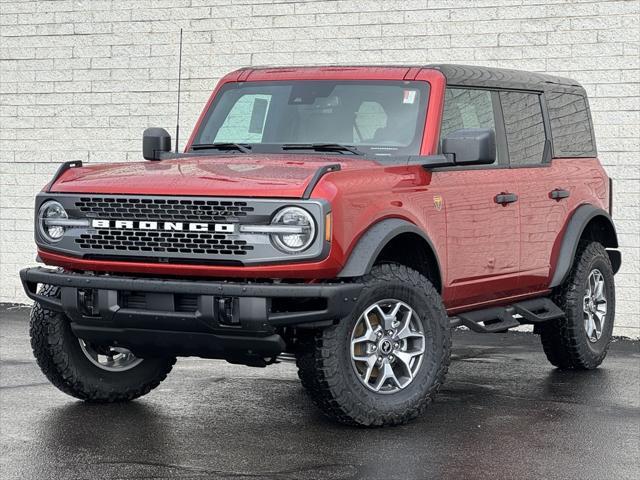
top-left (549, 205), bottom-right (620, 288)
top-left (337, 218), bottom-right (442, 284)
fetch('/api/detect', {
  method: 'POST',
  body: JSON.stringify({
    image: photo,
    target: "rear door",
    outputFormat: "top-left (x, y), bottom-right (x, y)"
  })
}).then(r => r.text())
top-left (433, 87), bottom-right (522, 309)
top-left (499, 91), bottom-right (571, 292)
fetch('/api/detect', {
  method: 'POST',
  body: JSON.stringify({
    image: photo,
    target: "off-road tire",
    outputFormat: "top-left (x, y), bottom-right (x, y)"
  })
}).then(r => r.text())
top-left (30, 284), bottom-right (176, 402)
top-left (296, 264), bottom-right (451, 426)
top-left (539, 241), bottom-right (615, 370)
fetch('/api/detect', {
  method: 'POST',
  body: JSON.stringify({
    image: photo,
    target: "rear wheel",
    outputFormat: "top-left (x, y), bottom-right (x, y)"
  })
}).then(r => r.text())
top-left (539, 241), bottom-right (615, 370)
top-left (296, 264), bottom-right (451, 426)
top-left (30, 284), bottom-right (176, 402)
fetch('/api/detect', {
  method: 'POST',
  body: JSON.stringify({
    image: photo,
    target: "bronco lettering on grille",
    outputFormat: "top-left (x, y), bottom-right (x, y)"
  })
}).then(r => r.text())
top-left (91, 219), bottom-right (235, 233)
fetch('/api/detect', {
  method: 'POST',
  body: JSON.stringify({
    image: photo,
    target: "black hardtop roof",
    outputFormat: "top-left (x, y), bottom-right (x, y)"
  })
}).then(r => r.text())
top-left (427, 64), bottom-right (586, 94)
top-left (239, 64), bottom-right (587, 95)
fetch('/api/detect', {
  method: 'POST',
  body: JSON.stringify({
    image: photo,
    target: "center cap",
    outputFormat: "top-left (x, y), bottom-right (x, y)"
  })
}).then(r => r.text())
top-left (379, 339), bottom-right (393, 355)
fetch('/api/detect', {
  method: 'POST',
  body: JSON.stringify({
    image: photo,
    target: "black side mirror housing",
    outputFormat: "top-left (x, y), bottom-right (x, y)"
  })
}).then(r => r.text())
top-left (441, 128), bottom-right (496, 165)
top-left (143, 127), bottom-right (172, 161)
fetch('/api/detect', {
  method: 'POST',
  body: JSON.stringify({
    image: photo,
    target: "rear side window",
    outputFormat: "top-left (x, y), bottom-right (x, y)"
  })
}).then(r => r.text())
top-left (546, 92), bottom-right (595, 157)
top-left (500, 91), bottom-right (546, 166)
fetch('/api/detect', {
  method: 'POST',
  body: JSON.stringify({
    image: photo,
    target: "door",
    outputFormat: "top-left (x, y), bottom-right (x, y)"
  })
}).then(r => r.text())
top-left (434, 88), bottom-right (522, 309)
top-left (498, 91), bottom-right (570, 292)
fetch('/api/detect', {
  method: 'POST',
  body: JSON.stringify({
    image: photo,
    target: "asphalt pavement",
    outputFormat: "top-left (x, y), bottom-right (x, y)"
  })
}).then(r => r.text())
top-left (1, 305), bottom-right (638, 480)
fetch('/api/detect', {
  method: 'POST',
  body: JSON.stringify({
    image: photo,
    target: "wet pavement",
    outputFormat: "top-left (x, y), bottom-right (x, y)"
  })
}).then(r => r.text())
top-left (1, 305), bottom-right (639, 480)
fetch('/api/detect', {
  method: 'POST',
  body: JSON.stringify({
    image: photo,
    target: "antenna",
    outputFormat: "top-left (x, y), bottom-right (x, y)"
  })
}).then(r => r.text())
top-left (174, 28), bottom-right (183, 154)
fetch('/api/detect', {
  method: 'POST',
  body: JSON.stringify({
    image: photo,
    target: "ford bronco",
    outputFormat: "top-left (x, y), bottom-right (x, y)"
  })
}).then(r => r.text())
top-left (21, 65), bottom-right (621, 426)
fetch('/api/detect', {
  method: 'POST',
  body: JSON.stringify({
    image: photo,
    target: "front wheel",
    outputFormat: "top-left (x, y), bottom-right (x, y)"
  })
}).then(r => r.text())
top-left (296, 264), bottom-right (451, 426)
top-left (539, 241), bottom-right (616, 370)
top-left (30, 285), bottom-right (176, 402)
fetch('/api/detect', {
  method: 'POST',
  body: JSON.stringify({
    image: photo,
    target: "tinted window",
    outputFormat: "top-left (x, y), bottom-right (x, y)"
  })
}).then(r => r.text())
top-left (500, 91), bottom-right (546, 165)
top-left (194, 81), bottom-right (429, 157)
top-left (441, 88), bottom-right (496, 138)
top-left (546, 92), bottom-right (595, 157)
top-left (440, 88), bottom-right (498, 163)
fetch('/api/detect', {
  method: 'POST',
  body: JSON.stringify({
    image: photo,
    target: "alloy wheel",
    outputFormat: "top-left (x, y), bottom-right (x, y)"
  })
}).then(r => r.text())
top-left (350, 299), bottom-right (425, 394)
top-left (79, 339), bottom-right (143, 372)
top-left (583, 269), bottom-right (607, 343)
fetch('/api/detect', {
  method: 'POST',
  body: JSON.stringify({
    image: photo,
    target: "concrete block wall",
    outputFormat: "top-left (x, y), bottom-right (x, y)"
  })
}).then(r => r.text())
top-left (1, 0), bottom-right (638, 336)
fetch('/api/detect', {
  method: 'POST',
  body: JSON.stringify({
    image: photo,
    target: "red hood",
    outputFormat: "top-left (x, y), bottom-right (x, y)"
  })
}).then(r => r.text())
top-left (50, 154), bottom-right (381, 198)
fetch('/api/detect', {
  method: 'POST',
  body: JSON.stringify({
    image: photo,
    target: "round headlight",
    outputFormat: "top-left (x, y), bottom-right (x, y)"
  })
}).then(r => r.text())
top-left (38, 200), bottom-right (68, 242)
top-left (271, 207), bottom-right (316, 253)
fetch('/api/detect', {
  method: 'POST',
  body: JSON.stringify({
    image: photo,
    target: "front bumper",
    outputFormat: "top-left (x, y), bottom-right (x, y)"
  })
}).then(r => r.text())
top-left (20, 267), bottom-right (363, 365)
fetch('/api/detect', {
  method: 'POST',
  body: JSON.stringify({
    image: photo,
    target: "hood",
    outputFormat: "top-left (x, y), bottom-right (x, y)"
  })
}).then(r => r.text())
top-left (49, 154), bottom-right (382, 198)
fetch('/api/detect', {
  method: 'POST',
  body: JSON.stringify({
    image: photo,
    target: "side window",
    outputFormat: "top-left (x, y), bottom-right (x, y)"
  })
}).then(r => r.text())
top-left (440, 88), bottom-right (498, 163)
top-left (441, 88), bottom-right (496, 137)
top-left (546, 92), bottom-right (595, 157)
top-left (500, 91), bottom-right (546, 166)
top-left (214, 94), bottom-right (271, 143)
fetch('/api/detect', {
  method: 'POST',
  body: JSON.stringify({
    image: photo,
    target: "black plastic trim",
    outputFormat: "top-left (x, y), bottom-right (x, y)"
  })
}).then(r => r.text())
top-left (337, 218), bottom-right (441, 284)
top-left (71, 325), bottom-right (286, 364)
top-left (302, 164), bottom-right (341, 199)
top-left (430, 64), bottom-right (585, 94)
top-left (454, 297), bottom-right (565, 333)
top-left (20, 267), bottom-right (363, 326)
top-left (549, 205), bottom-right (620, 288)
top-left (46, 160), bottom-right (83, 192)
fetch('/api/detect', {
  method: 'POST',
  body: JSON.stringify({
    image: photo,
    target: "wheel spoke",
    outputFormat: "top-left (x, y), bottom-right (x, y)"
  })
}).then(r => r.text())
top-left (592, 313), bottom-right (602, 335)
top-left (583, 296), bottom-right (591, 315)
top-left (370, 305), bottom-right (386, 327)
top-left (394, 348), bottom-right (422, 379)
top-left (352, 353), bottom-right (376, 366)
top-left (352, 328), bottom-right (378, 346)
top-left (595, 276), bottom-right (604, 300)
top-left (585, 315), bottom-right (595, 340)
top-left (373, 361), bottom-right (399, 392)
top-left (381, 303), bottom-right (399, 331)
top-left (397, 323), bottom-right (423, 340)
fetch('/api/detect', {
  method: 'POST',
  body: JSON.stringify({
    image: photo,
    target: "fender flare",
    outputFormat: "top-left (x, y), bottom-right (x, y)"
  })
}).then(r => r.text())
top-left (337, 218), bottom-right (442, 284)
top-left (549, 205), bottom-right (620, 288)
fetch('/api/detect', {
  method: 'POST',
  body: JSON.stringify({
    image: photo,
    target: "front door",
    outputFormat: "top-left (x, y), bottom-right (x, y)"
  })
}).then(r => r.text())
top-left (433, 88), bottom-right (521, 310)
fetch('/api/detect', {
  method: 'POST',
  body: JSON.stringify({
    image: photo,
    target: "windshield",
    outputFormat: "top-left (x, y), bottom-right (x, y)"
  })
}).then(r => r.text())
top-left (191, 80), bottom-right (429, 157)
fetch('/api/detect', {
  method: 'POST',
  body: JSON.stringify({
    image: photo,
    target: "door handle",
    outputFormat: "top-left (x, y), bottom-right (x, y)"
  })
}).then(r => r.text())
top-left (549, 188), bottom-right (570, 200)
top-left (494, 193), bottom-right (518, 205)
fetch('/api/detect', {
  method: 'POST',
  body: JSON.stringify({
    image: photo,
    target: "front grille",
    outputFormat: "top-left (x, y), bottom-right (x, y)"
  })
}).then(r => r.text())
top-left (38, 193), bottom-right (326, 265)
top-left (74, 197), bottom-right (254, 222)
top-left (75, 229), bottom-right (254, 256)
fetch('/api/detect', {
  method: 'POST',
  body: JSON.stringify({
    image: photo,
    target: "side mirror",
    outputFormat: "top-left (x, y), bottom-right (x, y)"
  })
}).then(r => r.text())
top-left (143, 127), bottom-right (171, 161)
top-left (442, 128), bottom-right (495, 165)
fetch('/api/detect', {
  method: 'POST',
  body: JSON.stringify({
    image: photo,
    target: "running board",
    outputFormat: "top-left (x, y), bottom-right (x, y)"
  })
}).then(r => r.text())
top-left (449, 298), bottom-right (565, 333)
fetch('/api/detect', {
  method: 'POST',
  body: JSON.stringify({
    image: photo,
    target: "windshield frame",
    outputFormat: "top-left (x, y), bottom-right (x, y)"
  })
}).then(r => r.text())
top-left (188, 80), bottom-right (430, 160)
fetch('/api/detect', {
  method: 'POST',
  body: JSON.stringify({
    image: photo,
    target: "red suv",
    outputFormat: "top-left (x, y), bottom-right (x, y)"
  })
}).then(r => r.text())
top-left (21, 65), bottom-right (620, 426)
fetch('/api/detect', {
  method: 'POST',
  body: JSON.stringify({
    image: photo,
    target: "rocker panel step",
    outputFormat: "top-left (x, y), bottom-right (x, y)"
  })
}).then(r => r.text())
top-left (452, 297), bottom-right (565, 333)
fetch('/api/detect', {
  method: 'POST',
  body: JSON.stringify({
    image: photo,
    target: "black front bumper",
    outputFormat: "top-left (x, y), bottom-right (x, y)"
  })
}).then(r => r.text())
top-left (20, 267), bottom-right (363, 364)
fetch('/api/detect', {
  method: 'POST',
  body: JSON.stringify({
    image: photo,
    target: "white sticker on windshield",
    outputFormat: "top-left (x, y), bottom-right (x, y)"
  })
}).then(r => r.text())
top-left (403, 90), bottom-right (417, 104)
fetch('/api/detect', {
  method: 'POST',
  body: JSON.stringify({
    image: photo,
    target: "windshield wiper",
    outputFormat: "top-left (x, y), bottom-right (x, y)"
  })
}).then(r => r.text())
top-left (281, 143), bottom-right (364, 155)
top-left (191, 142), bottom-right (252, 153)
